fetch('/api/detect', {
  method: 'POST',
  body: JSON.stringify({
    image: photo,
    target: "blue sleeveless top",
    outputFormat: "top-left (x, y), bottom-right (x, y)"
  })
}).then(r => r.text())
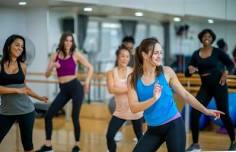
top-left (136, 72), bottom-right (179, 126)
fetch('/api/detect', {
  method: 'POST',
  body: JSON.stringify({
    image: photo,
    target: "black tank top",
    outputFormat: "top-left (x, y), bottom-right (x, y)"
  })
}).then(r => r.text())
top-left (0, 62), bottom-right (25, 85)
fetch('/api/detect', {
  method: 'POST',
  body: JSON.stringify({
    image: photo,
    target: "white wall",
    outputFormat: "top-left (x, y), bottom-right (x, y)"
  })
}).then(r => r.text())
top-left (0, 7), bottom-right (50, 100)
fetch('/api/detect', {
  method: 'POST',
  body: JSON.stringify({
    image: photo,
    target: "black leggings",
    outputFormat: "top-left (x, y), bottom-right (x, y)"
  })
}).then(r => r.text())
top-left (45, 79), bottom-right (84, 141)
top-left (0, 111), bottom-right (35, 151)
top-left (133, 117), bottom-right (185, 152)
top-left (191, 73), bottom-right (235, 143)
top-left (106, 116), bottom-right (143, 152)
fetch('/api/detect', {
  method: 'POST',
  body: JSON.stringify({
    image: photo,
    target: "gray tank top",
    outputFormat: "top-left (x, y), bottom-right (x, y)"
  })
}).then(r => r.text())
top-left (0, 84), bottom-right (34, 115)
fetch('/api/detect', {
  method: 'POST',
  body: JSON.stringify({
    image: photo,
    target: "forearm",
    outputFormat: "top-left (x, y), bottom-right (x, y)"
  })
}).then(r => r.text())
top-left (27, 88), bottom-right (42, 101)
top-left (184, 92), bottom-right (208, 114)
top-left (85, 66), bottom-right (94, 84)
top-left (130, 97), bottom-right (156, 113)
top-left (109, 87), bottom-right (127, 94)
top-left (0, 86), bottom-right (17, 94)
top-left (45, 66), bottom-right (54, 78)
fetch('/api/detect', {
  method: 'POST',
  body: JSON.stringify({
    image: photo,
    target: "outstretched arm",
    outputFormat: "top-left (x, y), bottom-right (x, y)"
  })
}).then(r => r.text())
top-left (167, 66), bottom-right (224, 118)
top-left (22, 63), bottom-right (48, 103)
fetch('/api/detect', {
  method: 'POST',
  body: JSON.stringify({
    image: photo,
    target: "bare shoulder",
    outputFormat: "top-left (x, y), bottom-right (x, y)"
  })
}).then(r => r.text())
top-left (73, 50), bottom-right (85, 61)
top-left (20, 62), bottom-right (27, 69)
top-left (20, 62), bottom-right (27, 74)
top-left (50, 52), bottom-right (58, 60)
top-left (74, 50), bottom-right (82, 57)
top-left (162, 66), bottom-right (176, 81)
top-left (163, 66), bottom-right (175, 75)
top-left (107, 69), bottom-right (114, 76)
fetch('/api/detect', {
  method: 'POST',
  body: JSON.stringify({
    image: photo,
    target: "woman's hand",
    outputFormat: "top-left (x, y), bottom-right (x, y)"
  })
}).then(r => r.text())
top-left (188, 65), bottom-right (198, 74)
top-left (83, 82), bottom-right (90, 94)
top-left (39, 96), bottom-right (48, 103)
top-left (53, 61), bottom-right (61, 69)
top-left (153, 83), bottom-right (162, 101)
top-left (204, 109), bottom-right (225, 120)
top-left (219, 70), bottom-right (228, 86)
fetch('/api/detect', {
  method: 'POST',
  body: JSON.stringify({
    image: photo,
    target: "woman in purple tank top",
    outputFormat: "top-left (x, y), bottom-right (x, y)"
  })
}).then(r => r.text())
top-left (36, 32), bottom-right (93, 152)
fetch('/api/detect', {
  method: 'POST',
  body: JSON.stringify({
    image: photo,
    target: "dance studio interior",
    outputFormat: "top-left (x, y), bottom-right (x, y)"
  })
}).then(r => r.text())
top-left (0, 0), bottom-right (236, 152)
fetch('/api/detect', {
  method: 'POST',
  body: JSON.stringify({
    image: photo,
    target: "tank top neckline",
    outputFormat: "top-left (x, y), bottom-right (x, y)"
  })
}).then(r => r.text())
top-left (2, 61), bottom-right (22, 75)
top-left (114, 67), bottom-right (129, 81)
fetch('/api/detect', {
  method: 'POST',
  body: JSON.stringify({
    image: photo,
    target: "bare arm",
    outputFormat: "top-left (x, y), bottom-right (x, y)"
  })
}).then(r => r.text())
top-left (167, 66), bottom-right (223, 117)
top-left (127, 76), bottom-right (161, 113)
top-left (22, 63), bottom-right (48, 103)
top-left (106, 70), bottom-right (128, 95)
top-left (76, 52), bottom-right (94, 84)
top-left (0, 86), bottom-right (21, 94)
top-left (45, 52), bottom-right (58, 78)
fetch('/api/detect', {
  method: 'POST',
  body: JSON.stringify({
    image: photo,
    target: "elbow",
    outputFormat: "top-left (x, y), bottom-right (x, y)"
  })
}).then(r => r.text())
top-left (89, 65), bottom-right (94, 73)
top-left (108, 89), bottom-right (113, 94)
top-left (129, 104), bottom-right (140, 113)
top-left (107, 88), bottom-right (115, 94)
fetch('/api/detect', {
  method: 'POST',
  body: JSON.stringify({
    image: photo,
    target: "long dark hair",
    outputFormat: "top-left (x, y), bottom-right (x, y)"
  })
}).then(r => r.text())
top-left (1, 34), bottom-right (26, 68)
top-left (114, 44), bottom-right (131, 67)
top-left (57, 32), bottom-right (76, 58)
top-left (130, 37), bottom-right (163, 89)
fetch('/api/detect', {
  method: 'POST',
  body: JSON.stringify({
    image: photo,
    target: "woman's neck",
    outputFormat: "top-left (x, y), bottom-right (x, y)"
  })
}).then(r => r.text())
top-left (202, 45), bottom-right (212, 51)
top-left (117, 65), bottom-right (126, 71)
top-left (143, 63), bottom-right (156, 77)
top-left (9, 57), bottom-right (17, 64)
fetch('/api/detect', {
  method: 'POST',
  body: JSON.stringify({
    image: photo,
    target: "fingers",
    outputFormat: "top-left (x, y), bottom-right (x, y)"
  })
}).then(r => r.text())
top-left (214, 111), bottom-right (225, 115)
top-left (213, 110), bottom-right (225, 120)
top-left (189, 66), bottom-right (198, 74)
top-left (219, 79), bottom-right (226, 86)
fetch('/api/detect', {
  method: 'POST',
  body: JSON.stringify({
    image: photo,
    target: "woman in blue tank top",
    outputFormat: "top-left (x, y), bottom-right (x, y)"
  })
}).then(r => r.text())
top-left (127, 38), bottom-right (224, 152)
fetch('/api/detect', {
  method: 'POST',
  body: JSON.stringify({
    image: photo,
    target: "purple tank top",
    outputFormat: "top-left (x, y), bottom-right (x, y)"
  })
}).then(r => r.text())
top-left (56, 54), bottom-right (76, 77)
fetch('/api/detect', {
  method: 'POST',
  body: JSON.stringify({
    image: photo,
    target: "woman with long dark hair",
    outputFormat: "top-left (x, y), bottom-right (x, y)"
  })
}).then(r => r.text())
top-left (36, 32), bottom-right (93, 152)
top-left (128, 37), bottom-right (223, 152)
top-left (0, 34), bottom-right (48, 152)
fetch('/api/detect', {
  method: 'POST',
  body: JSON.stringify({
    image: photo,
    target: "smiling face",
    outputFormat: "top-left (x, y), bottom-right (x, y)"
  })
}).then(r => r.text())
top-left (64, 36), bottom-right (73, 52)
top-left (143, 43), bottom-right (163, 66)
top-left (117, 49), bottom-right (130, 67)
top-left (201, 32), bottom-right (213, 46)
top-left (10, 38), bottom-right (24, 59)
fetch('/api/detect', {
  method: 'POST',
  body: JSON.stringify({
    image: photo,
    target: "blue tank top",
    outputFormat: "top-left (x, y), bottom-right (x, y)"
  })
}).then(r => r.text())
top-left (136, 72), bottom-right (179, 126)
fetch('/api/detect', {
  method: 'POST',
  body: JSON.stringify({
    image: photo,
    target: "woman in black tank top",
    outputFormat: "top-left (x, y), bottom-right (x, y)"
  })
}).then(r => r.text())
top-left (0, 35), bottom-right (48, 152)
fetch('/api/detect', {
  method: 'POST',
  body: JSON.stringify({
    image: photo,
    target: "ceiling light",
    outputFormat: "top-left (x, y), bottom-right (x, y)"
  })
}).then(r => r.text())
top-left (173, 17), bottom-right (181, 22)
top-left (18, 1), bottom-right (27, 6)
top-left (135, 12), bottom-right (143, 17)
top-left (208, 19), bottom-right (214, 24)
top-left (84, 7), bottom-right (93, 12)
